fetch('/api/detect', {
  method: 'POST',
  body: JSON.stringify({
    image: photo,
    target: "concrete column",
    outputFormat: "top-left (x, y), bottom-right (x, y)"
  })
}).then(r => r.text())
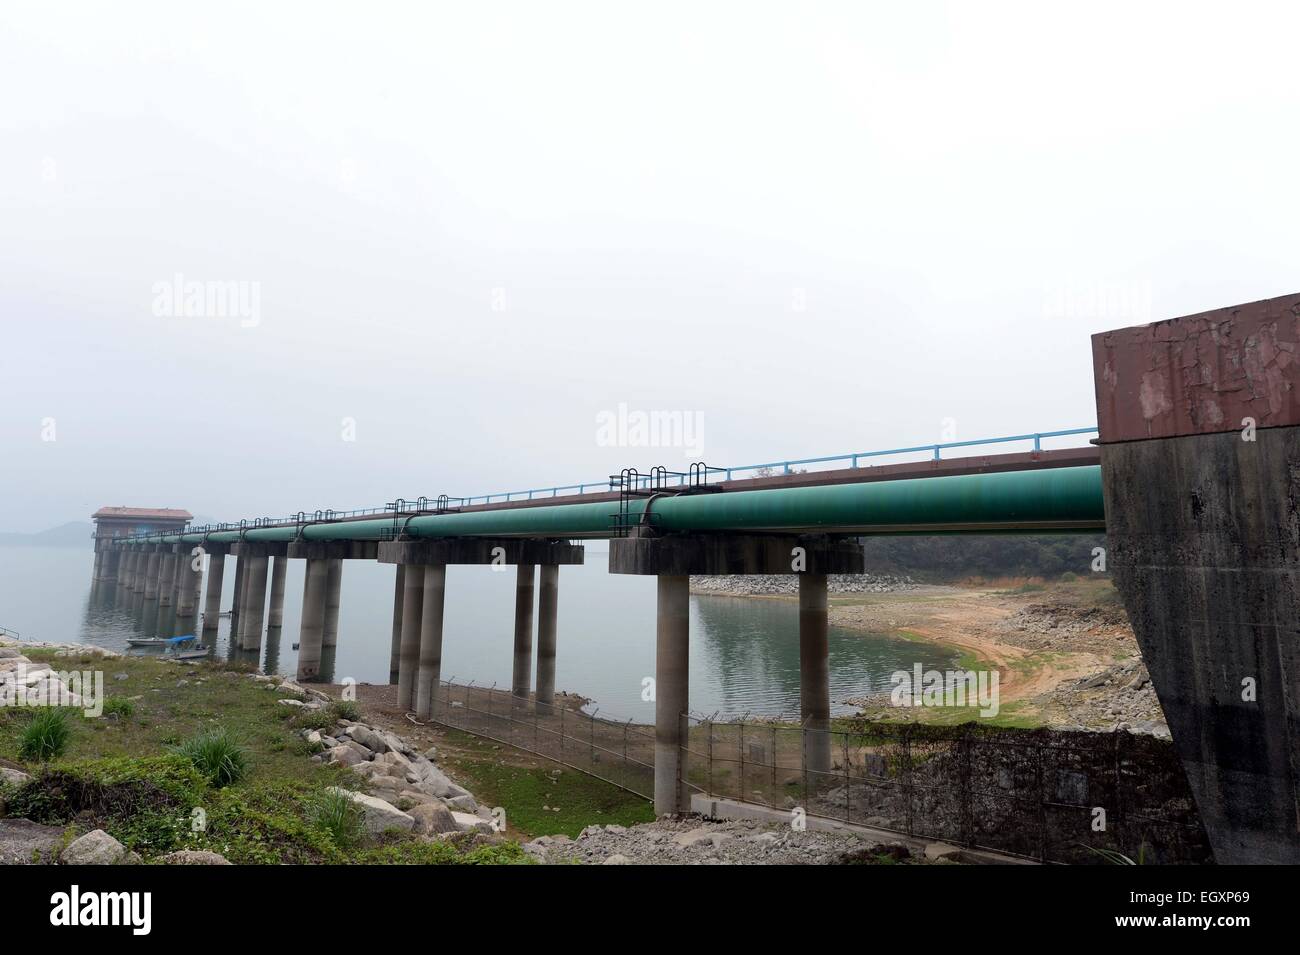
top-left (241, 556), bottom-right (270, 652)
top-left (201, 553), bottom-right (225, 633)
top-left (267, 556), bottom-right (287, 629)
top-left (511, 563), bottom-right (536, 700)
top-left (91, 548), bottom-right (105, 584)
top-left (322, 559), bottom-right (342, 647)
top-left (415, 564), bottom-right (447, 720)
top-left (235, 556), bottom-right (254, 647)
top-left (397, 565), bottom-right (426, 710)
top-left (229, 555), bottom-right (246, 635)
top-left (535, 564), bottom-right (559, 710)
top-left (177, 551), bottom-right (198, 617)
top-left (654, 574), bottom-right (690, 815)
top-left (157, 551), bottom-right (177, 608)
top-left (296, 558), bottom-right (330, 681)
top-left (799, 573), bottom-right (831, 776)
top-left (143, 548), bottom-right (161, 601)
top-left (389, 564), bottom-right (406, 684)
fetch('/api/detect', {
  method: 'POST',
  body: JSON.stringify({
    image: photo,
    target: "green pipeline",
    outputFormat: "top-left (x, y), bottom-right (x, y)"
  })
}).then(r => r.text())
top-left (127, 466), bottom-right (1105, 546)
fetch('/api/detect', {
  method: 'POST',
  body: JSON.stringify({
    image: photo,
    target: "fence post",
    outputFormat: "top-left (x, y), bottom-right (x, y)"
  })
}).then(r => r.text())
top-left (904, 725), bottom-right (914, 837)
top-left (843, 731), bottom-right (850, 823)
top-left (771, 724), bottom-right (777, 808)
top-left (707, 718), bottom-right (714, 799)
top-left (960, 725), bottom-right (973, 846)
top-left (560, 703), bottom-right (565, 757)
top-left (1037, 740), bottom-right (1048, 862)
top-left (678, 712), bottom-right (688, 811)
top-left (801, 717), bottom-right (809, 812)
top-left (739, 722), bottom-right (745, 804)
top-left (623, 720), bottom-right (630, 791)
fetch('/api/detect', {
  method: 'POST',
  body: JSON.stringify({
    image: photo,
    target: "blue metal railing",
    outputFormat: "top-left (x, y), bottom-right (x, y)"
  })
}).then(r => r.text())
top-left (114, 426), bottom-right (1098, 541)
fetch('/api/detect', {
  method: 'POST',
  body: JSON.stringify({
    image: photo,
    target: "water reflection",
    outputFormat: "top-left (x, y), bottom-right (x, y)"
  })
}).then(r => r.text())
top-left (692, 595), bottom-right (961, 718)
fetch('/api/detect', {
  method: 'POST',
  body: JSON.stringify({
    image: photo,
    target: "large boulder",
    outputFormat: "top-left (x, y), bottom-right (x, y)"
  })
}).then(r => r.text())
top-left (345, 725), bottom-right (390, 755)
top-left (326, 788), bottom-right (415, 837)
top-left (0, 819), bottom-right (62, 864)
top-left (409, 803), bottom-right (459, 835)
top-left (60, 829), bottom-right (137, 865)
top-left (0, 767), bottom-right (32, 788)
top-left (325, 745), bottom-right (365, 768)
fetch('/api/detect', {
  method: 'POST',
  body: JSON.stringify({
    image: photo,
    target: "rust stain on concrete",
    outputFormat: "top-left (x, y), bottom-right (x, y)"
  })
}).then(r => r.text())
top-left (1092, 292), bottom-right (1300, 442)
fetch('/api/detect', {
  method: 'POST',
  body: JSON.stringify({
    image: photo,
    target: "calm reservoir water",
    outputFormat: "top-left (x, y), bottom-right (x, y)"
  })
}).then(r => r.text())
top-left (0, 544), bottom-right (958, 722)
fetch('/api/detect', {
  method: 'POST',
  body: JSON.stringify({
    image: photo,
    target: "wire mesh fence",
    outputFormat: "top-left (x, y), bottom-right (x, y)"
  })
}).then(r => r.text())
top-left (434, 681), bottom-right (656, 800)
top-left (431, 684), bottom-right (1211, 864)
top-left (682, 716), bottom-right (1212, 864)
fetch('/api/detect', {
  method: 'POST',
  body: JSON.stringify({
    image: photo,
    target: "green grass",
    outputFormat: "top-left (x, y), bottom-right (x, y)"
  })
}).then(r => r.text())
top-left (19, 708), bottom-right (73, 761)
top-left (436, 730), bottom-right (654, 838)
top-left (175, 727), bottom-right (250, 787)
top-left (0, 651), bottom-right (533, 864)
top-left (102, 698), bottom-right (135, 719)
top-left (308, 787), bottom-right (364, 850)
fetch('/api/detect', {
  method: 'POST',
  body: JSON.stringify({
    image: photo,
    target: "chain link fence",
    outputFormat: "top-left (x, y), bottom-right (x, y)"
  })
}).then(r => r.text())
top-left (432, 684), bottom-right (1211, 864)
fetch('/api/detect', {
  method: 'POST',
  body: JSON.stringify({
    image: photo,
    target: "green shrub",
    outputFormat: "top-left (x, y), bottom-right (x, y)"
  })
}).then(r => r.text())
top-left (308, 788), bottom-right (364, 850)
top-left (175, 727), bottom-right (249, 787)
top-left (330, 700), bottom-right (361, 722)
top-left (102, 698), bottom-right (135, 719)
top-left (19, 708), bottom-right (72, 761)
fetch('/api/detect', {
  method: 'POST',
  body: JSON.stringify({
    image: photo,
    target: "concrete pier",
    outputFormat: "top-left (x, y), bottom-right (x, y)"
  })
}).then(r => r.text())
top-left (176, 550), bottom-right (199, 617)
top-left (535, 564), bottom-right (559, 710)
top-left (229, 555), bottom-right (245, 636)
top-left (511, 563), bottom-right (536, 700)
top-left (267, 556), bottom-right (287, 629)
top-left (389, 565), bottom-right (405, 684)
top-left (655, 574), bottom-right (691, 815)
top-left (157, 550), bottom-right (177, 608)
top-left (323, 559), bottom-right (342, 647)
top-left (415, 564), bottom-right (447, 720)
top-left (798, 573), bottom-right (831, 776)
top-left (397, 565), bottom-right (426, 710)
top-left (240, 556), bottom-right (270, 652)
top-left (143, 548), bottom-right (161, 602)
top-left (202, 553), bottom-right (225, 633)
top-left (1094, 292), bottom-right (1300, 864)
top-left (296, 558), bottom-right (330, 681)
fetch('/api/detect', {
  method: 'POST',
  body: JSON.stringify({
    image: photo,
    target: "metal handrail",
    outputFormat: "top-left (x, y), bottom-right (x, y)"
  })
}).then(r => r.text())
top-left (111, 426), bottom-right (1098, 542)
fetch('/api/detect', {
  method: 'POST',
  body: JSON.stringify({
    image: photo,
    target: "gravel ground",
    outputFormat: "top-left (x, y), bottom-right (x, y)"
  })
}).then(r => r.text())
top-left (522, 816), bottom-right (930, 865)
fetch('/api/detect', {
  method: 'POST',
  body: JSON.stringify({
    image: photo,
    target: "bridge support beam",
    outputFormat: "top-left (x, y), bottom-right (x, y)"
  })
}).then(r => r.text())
top-left (512, 564), bottom-right (536, 700)
top-left (143, 547), bottom-right (161, 602)
top-left (229, 554), bottom-right (245, 636)
top-left (389, 565), bottom-right (405, 684)
top-left (267, 556), bottom-right (287, 630)
top-left (1094, 292), bottom-right (1300, 864)
top-left (157, 550), bottom-right (177, 608)
top-left (397, 565), bottom-right (426, 710)
top-left (416, 564), bottom-right (447, 720)
top-left (240, 556), bottom-right (270, 652)
top-left (202, 552), bottom-right (225, 633)
top-left (535, 565), bottom-right (559, 711)
top-left (297, 558), bottom-right (330, 681)
top-left (177, 551), bottom-right (198, 617)
top-left (655, 574), bottom-right (691, 815)
top-left (799, 573), bottom-right (831, 776)
top-left (323, 559), bottom-right (342, 647)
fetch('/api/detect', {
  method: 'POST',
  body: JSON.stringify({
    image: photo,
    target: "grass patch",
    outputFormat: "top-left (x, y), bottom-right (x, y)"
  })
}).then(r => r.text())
top-left (19, 708), bottom-right (73, 761)
top-left (308, 787), bottom-right (364, 850)
top-left (174, 727), bottom-right (250, 787)
top-left (436, 729), bottom-right (654, 838)
top-left (102, 698), bottom-right (135, 719)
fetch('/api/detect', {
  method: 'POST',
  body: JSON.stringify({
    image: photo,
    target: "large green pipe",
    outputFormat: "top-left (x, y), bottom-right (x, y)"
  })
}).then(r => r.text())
top-left (123, 466), bottom-right (1105, 546)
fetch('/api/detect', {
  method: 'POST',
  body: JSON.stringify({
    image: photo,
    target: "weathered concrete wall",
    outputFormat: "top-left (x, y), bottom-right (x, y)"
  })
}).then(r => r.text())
top-left (1102, 429), bottom-right (1300, 863)
top-left (1094, 292), bottom-right (1300, 864)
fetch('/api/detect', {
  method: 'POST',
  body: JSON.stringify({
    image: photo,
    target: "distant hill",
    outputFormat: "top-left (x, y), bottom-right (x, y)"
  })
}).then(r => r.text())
top-left (0, 521), bottom-right (94, 547)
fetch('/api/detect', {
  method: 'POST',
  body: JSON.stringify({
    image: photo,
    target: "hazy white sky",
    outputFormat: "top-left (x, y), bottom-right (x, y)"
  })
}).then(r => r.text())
top-left (2, 1), bottom-right (1297, 531)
